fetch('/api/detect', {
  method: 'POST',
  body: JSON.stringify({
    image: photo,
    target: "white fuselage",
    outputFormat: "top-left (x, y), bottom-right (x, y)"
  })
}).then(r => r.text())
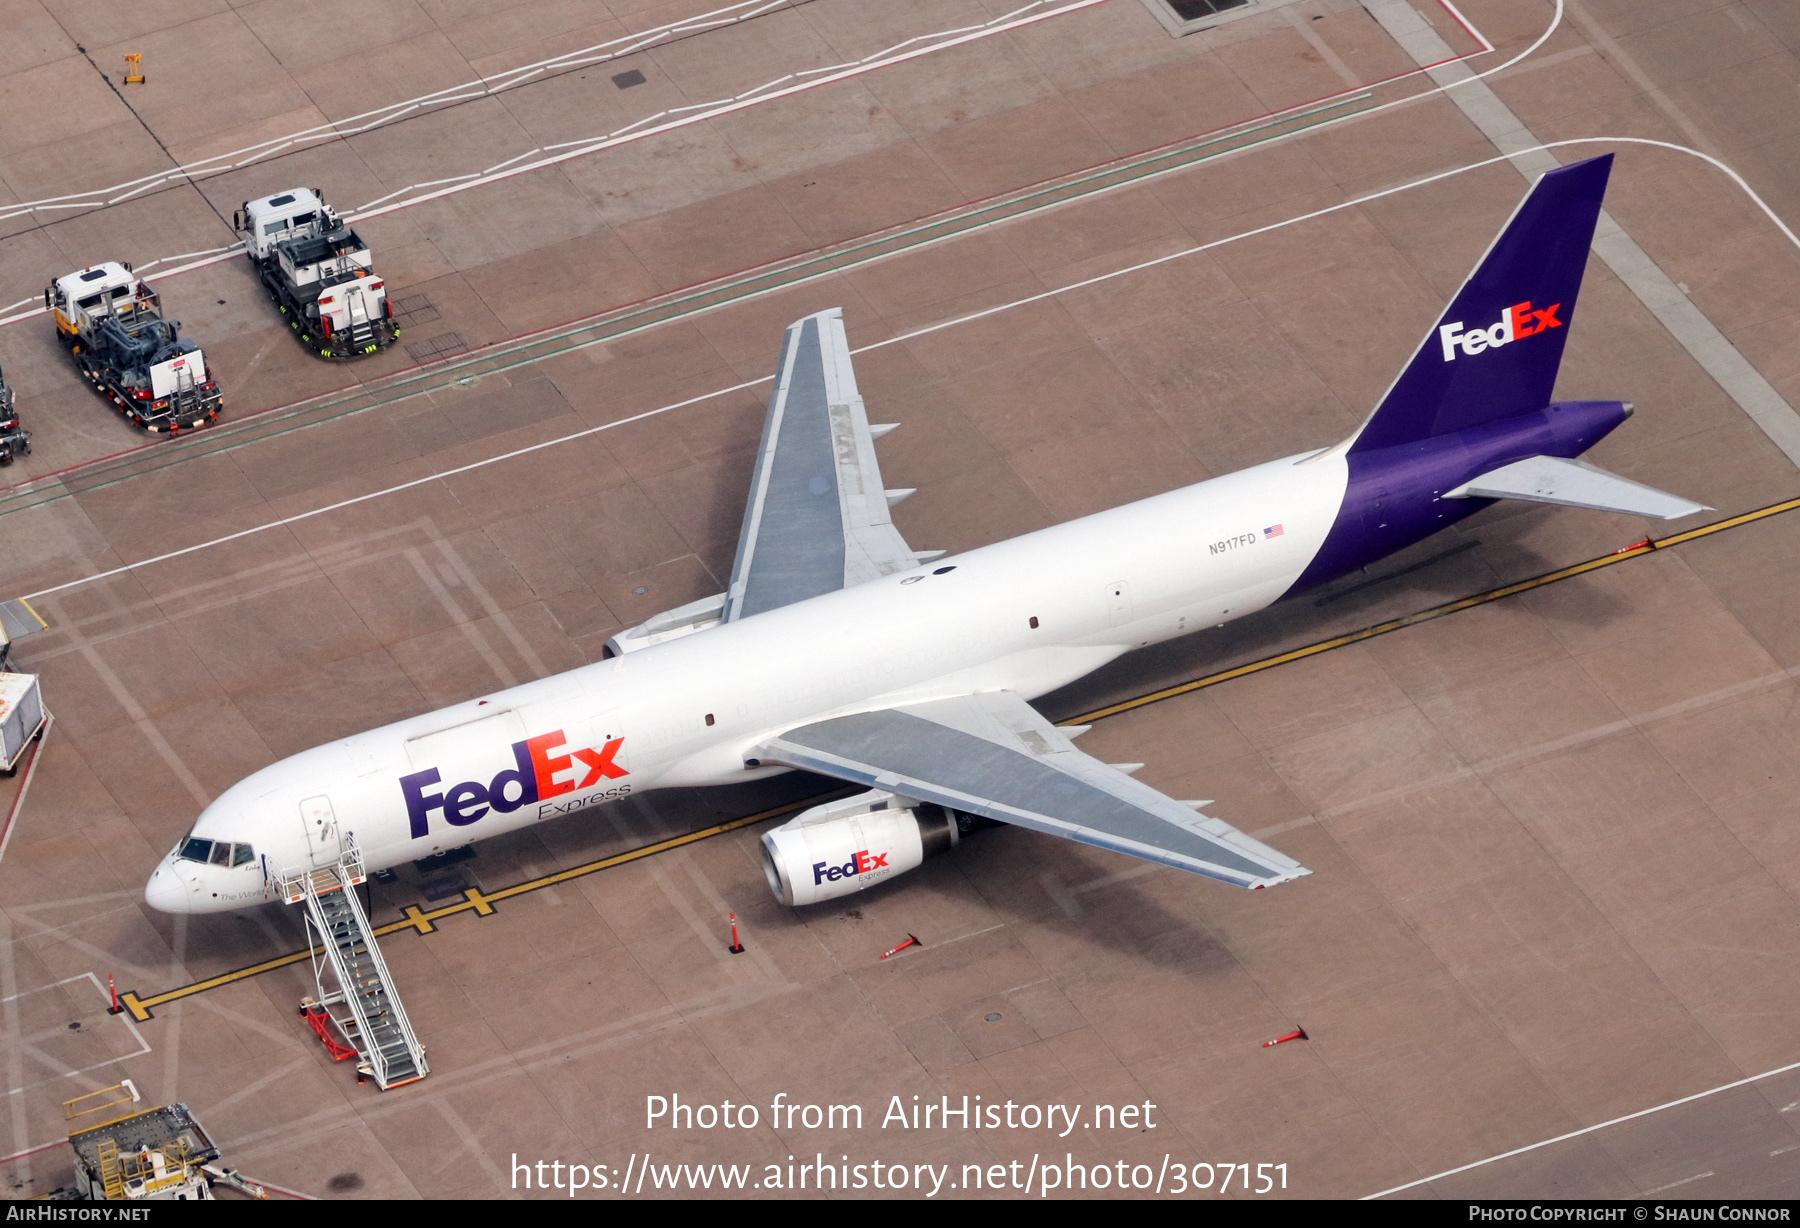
top-left (145, 448), bottom-right (1349, 913)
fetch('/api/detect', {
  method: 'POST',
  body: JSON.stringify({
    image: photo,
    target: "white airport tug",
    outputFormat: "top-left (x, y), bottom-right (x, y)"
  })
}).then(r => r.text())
top-left (236, 188), bottom-right (398, 359)
top-left (45, 264), bottom-right (222, 433)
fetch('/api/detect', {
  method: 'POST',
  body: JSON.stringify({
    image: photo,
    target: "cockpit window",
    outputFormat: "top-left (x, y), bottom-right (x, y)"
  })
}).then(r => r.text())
top-left (177, 837), bottom-right (254, 866)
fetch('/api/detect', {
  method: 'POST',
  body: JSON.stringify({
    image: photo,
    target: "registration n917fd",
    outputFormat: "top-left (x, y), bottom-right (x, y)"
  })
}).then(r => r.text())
top-left (147, 156), bottom-right (1704, 915)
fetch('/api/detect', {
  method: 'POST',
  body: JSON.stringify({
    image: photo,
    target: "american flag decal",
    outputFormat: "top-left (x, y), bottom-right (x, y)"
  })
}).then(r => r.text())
top-left (1263, 524), bottom-right (1285, 539)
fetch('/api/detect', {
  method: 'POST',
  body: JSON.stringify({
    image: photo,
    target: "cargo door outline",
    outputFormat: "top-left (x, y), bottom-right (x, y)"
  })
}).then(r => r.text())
top-left (545, 713), bottom-right (630, 808)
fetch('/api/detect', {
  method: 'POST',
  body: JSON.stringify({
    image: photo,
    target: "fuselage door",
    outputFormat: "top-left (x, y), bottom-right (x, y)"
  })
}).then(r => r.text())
top-left (300, 795), bottom-right (341, 868)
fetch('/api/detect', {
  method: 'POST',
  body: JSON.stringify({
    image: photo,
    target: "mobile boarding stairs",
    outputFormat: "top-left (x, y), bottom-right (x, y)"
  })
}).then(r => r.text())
top-left (277, 834), bottom-right (428, 1090)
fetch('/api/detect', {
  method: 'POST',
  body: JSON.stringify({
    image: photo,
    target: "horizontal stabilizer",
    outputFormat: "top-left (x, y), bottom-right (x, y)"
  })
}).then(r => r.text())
top-left (1446, 455), bottom-right (1709, 520)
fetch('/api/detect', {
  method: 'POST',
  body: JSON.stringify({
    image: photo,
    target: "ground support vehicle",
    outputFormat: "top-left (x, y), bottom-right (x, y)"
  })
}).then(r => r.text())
top-left (56, 1084), bottom-right (220, 1201)
top-left (0, 363), bottom-right (28, 464)
top-left (45, 264), bottom-right (222, 433)
top-left (236, 188), bottom-right (398, 359)
top-left (0, 671), bottom-right (43, 775)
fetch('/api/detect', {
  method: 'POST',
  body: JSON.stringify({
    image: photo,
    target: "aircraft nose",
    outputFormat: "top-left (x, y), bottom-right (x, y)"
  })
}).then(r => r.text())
top-left (144, 861), bottom-right (191, 914)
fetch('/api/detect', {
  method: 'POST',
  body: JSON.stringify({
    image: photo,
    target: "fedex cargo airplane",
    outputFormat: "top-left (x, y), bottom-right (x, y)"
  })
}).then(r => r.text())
top-left (147, 154), bottom-right (1705, 915)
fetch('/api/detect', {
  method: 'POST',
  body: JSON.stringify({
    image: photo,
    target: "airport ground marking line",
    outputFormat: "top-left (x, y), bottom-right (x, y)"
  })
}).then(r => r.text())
top-left (0, 0), bottom-right (1112, 327)
top-left (0, 78), bottom-right (1391, 508)
top-left (0, 710), bottom-right (51, 870)
top-left (1363, 1055), bottom-right (1800, 1198)
top-left (345, 0), bottom-right (1110, 225)
top-left (857, 135), bottom-right (1800, 359)
top-left (0, 0), bottom-right (1490, 318)
top-left (112, 788), bottom-right (856, 1021)
top-left (0, 93), bottom-right (1381, 517)
top-left (100, 496), bottom-right (1800, 1020)
top-left (0, 4), bottom-right (1555, 507)
top-left (0, 0), bottom-right (1497, 327)
top-left (1368, 0), bottom-right (1800, 469)
top-left (0, 97), bottom-right (1381, 523)
top-left (17, 131), bottom-right (1795, 609)
top-left (0, 84), bottom-right (1374, 335)
top-left (0, 973), bottom-right (152, 1098)
top-left (0, 0), bottom-right (814, 228)
top-left (1065, 494), bottom-right (1800, 726)
top-left (0, 1137), bottom-right (64, 1165)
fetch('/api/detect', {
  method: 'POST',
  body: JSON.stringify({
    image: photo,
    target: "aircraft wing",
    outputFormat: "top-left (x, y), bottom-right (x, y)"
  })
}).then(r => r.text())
top-left (1446, 454), bottom-right (1709, 519)
top-left (758, 691), bottom-right (1311, 889)
top-left (723, 308), bottom-right (923, 622)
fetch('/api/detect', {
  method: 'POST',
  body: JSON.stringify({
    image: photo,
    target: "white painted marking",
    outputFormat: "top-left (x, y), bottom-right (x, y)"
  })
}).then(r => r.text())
top-left (0, 2), bottom-right (820, 231)
top-left (42, 597), bottom-right (210, 808)
top-left (403, 546), bottom-right (517, 689)
top-left (0, 710), bottom-right (51, 869)
top-left (434, 1100), bottom-right (506, 1189)
top-left (1251, 815), bottom-right (1319, 840)
top-left (0, 1138), bottom-right (65, 1165)
top-left (434, 535), bottom-right (550, 680)
top-left (0, 0), bottom-right (1115, 322)
top-left (1645, 1171), bottom-right (1713, 1194)
top-left (925, 924), bottom-right (1007, 952)
top-left (14, 136), bottom-right (1798, 613)
top-left (1364, 0), bottom-right (1800, 466)
top-left (1563, 0), bottom-right (1719, 158)
top-left (0, 973), bottom-right (152, 1098)
top-left (1365, 1058), bottom-right (1800, 1198)
top-left (617, 795), bottom-right (784, 984)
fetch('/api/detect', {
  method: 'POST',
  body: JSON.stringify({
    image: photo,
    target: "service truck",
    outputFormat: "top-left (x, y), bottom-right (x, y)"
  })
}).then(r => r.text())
top-left (0, 671), bottom-right (44, 776)
top-left (0, 362), bottom-right (27, 464)
top-left (236, 188), bottom-right (398, 359)
top-left (45, 264), bottom-right (222, 434)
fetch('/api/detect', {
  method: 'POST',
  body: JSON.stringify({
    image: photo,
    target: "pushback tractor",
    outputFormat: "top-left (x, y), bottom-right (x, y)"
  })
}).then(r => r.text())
top-left (46, 264), bottom-right (222, 433)
top-left (236, 188), bottom-right (398, 359)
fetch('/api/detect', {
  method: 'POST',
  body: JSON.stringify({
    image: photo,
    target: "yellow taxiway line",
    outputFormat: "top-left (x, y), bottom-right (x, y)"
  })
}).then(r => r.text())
top-left (114, 494), bottom-right (1800, 1021)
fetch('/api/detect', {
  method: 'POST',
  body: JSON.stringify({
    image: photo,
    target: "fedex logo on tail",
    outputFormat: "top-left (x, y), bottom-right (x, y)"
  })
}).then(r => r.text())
top-left (401, 729), bottom-right (627, 838)
top-left (1439, 300), bottom-right (1562, 361)
top-left (813, 849), bottom-right (890, 885)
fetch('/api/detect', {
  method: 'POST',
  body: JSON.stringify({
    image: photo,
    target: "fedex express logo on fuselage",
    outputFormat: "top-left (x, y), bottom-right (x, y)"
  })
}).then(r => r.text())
top-left (400, 730), bottom-right (627, 838)
top-left (1439, 300), bottom-right (1561, 361)
top-left (814, 849), bottom-right (890, 885)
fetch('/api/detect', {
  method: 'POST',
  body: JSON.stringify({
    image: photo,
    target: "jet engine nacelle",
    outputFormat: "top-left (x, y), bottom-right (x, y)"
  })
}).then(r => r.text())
top-left (761, 789), bottom-right (959, 906)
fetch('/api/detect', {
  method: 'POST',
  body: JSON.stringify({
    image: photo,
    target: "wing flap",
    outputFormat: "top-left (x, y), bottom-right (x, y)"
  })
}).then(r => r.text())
top-left (1446, 455), bottom-right (1709, 519)
top-left (759, 692), bottom-right (1309, 888)
top-left (724, 309), bottom-right (917, 621)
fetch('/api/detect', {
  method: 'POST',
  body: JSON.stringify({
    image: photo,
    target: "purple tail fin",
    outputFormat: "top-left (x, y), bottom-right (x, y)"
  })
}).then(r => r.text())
top-left (1347, 154), bottom-right (1613, 456)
